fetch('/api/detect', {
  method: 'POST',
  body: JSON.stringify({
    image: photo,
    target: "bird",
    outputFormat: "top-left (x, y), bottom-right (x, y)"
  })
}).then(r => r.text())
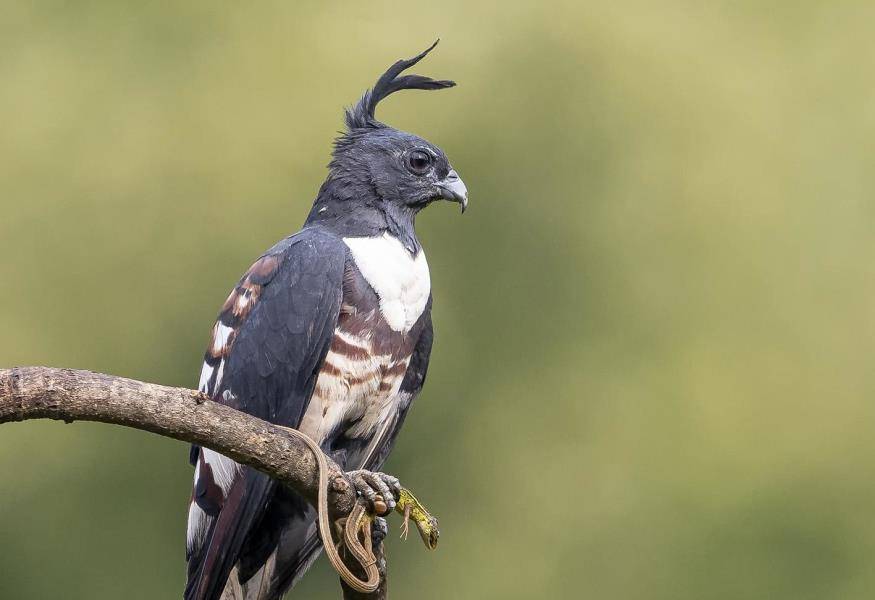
top-left (183, 41), bottom-right (466, 600)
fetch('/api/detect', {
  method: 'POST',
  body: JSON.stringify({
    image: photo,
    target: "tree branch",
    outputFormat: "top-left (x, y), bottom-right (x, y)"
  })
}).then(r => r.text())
top-left (0, 366), bottom-right (386, 599)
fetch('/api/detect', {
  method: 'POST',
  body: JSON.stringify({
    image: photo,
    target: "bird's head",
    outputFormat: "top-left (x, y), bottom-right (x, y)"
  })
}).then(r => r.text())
top-left (326, 41), bottom-right (467, 218)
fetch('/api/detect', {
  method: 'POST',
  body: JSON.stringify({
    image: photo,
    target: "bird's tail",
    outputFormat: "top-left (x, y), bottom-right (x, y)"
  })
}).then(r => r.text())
top-left (218, 562), bottom-right (274, 600)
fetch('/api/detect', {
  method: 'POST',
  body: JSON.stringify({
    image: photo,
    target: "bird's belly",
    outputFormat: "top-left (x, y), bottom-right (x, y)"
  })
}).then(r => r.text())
top-left (298, 330), bottom-right (410, 447)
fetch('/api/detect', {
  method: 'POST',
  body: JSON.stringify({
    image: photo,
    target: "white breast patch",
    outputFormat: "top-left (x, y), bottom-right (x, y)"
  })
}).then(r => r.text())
top-left (343, 232), bottom-right (430, 332)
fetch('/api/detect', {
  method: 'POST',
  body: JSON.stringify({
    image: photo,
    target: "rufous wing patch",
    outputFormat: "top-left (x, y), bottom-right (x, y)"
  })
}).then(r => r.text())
top-left (203, 253), bottom-right (283, 374)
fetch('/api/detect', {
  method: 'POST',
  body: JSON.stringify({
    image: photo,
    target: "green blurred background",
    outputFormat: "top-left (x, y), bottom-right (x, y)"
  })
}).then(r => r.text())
top-left (2, 2), bottom-right (875, 598)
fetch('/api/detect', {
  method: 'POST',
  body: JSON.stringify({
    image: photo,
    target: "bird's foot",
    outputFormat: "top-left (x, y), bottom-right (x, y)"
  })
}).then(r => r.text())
top-left (346, 470), bottom-right (401, 515)
top-left (371, 516), bottom-right (388, 548)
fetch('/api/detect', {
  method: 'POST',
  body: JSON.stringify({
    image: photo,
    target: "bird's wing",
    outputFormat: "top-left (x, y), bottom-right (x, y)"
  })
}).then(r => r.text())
top-left (185, 227), bottom-right (347, 600)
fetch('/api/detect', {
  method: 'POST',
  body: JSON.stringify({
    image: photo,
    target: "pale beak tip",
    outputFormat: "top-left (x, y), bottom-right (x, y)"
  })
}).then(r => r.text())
top-left (440, 169), bottom-right (468, 215)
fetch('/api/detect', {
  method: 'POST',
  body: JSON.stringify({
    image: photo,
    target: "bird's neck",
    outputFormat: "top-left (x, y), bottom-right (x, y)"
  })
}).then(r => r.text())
top-left (305, 177), bottom-right (422, 253)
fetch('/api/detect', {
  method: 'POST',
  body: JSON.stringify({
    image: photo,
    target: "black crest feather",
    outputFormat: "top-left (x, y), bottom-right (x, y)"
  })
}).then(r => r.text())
top-left (345, 40), bottom-right (456, 130)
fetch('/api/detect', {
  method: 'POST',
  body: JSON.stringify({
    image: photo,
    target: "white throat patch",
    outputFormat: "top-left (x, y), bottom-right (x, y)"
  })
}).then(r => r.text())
top-left (343, 233), bottom-right (430, 332)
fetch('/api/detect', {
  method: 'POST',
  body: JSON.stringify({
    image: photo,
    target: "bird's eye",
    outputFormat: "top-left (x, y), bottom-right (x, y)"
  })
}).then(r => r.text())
top-left (407, 150), bottom-right (432, 175)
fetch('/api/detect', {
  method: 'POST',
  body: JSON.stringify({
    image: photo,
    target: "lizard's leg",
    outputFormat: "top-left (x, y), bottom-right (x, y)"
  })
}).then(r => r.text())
top-left (400, 504), bottom-right (411, 540)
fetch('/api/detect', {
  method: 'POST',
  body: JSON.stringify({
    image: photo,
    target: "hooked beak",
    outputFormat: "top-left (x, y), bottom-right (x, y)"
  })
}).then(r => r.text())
top-left (436, 169), bottom-right (468, 213)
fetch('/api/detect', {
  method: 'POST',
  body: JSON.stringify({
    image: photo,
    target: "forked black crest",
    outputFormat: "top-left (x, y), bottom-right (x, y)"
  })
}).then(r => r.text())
top-left (345, 40), bottom-right (456, 130)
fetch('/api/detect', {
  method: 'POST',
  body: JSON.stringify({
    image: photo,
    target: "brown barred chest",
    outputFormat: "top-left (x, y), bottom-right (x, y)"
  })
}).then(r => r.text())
top-left (297, 247), bottom-right (425, 448)
top-left (297, 327), bottom-right (411, 445)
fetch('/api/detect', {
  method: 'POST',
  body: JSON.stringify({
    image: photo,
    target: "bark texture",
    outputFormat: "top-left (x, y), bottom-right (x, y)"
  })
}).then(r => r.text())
top-left (0, 366), bottom-right (386, 599)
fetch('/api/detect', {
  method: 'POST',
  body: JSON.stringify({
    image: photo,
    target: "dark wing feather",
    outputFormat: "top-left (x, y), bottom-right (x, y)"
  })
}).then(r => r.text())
top-left (185, 227), bottom-right (347, 600)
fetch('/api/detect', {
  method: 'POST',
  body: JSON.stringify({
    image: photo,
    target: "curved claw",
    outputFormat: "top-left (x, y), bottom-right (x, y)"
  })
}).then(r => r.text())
top-left (347, 470), bottom-right (400, 514)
